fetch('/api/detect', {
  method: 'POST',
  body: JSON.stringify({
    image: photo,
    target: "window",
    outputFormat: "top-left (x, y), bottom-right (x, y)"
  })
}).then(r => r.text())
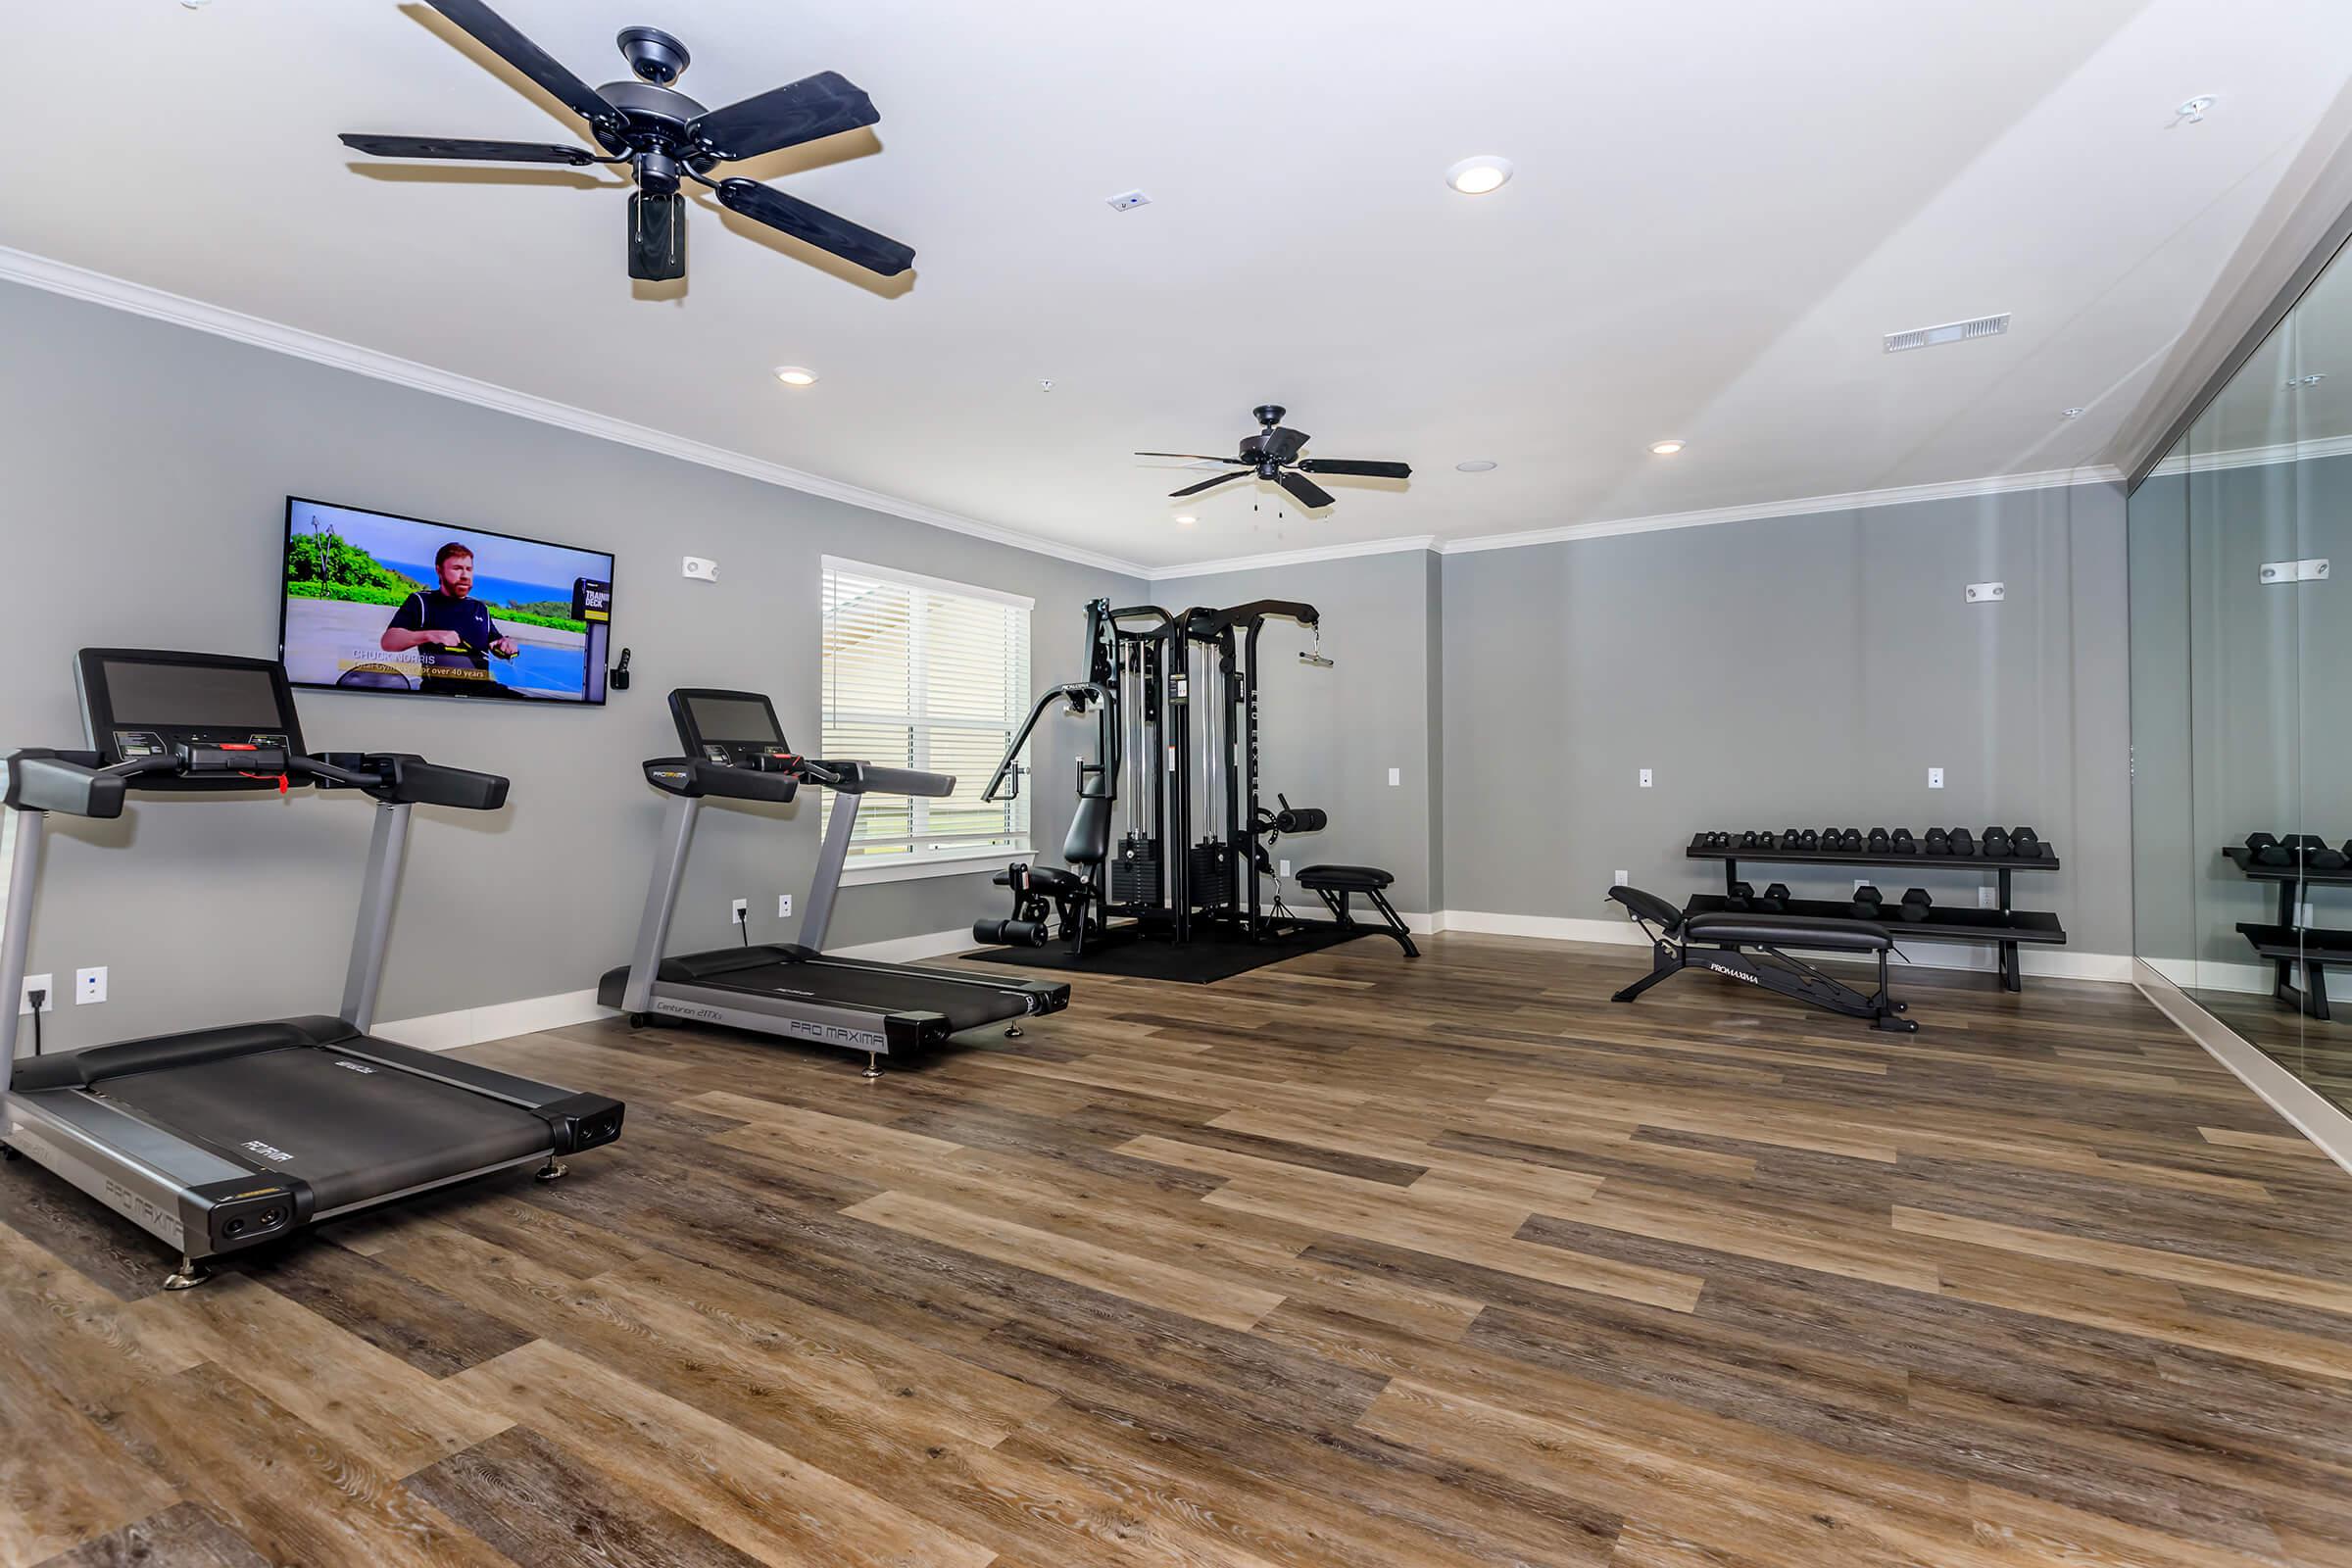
top-left (820, 558), bottom-right (1032, 877)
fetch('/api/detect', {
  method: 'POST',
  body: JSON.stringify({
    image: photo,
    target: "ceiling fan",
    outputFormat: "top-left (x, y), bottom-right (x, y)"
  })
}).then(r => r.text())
top-left (339, 0), bottom-right (913, 283)
top-left (1137, 405), bottom-right (1410, 512)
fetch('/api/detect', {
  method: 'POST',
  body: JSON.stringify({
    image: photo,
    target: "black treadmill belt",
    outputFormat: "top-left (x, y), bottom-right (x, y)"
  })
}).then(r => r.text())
top-left (661, 955), bottom-right (1032, 1032)
top-left (96, 1046), bottom-right (551, 1213)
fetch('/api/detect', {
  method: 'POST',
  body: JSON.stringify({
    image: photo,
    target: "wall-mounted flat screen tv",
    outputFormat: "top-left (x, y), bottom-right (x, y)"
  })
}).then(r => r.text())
top-left (280, 497), bottom-right (614, 705)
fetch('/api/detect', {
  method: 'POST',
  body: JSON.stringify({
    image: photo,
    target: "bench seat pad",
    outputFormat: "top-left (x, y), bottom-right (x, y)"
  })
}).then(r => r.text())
top-left (1685, 912), bottom-right (1892, 952)
top-left (1296, 864), bottom-right (1394, 892)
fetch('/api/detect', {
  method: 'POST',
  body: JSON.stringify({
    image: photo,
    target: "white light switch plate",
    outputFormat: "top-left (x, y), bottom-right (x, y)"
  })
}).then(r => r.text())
top-left (1387, 767), bottom-right (1400, 787)
top-left (683, 556), bottom-right (719, 581)
top-left (1979, 887), bottom-right (1997, 909)
top-left (75, 966), bottom-right (106, 1004)
top-left (1928, 767), bottom-right (1945, 789)
top-left (1613, 869), bottom-right (1629, 887)
top-left (1279, 859), bottom-right (1292, 878)
top-left (19, 973), bottom-right (51, 1015)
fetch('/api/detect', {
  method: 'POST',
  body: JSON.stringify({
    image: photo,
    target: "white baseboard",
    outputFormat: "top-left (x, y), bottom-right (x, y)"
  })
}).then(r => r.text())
top-left (1438, 909), bottom-right (1647, 945)
top-left (2140, 956), bottom-right (2275, 997)
top-left (2134, 959), bottom-right (2352, 1176)
top-left (374, 989), bottom-right (613, 1053)
top-left (1430, 907), bottom-right (2133, 983)
top-left (831, 927), bottom-right (979, 963)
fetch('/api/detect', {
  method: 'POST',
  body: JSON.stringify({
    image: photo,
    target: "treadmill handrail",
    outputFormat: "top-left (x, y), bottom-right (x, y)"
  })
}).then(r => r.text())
top-left (809, 760), bottom-right (955, 798)
top-left (642, 757), bottom-right (802, 803)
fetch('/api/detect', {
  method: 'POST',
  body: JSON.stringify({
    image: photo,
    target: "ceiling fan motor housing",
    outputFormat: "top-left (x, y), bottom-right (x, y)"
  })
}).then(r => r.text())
top-left (592, 78), bottom-right (718, 174)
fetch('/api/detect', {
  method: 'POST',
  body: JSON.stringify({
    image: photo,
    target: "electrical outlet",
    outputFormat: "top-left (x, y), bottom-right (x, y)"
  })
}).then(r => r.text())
top-left (19, 973), bottom-right (52, 1015)
top-left (683, 556), bottom-right (719, 582)
top-left (1639, 768), bottom-right (1653, 789)
top-left (1613, 869), bottom-right (1629, 887)
top-left (1387, 767), bottom-right (1400, 787)
top-left (778, 894), bottom-right (793, 918)
top-left (1279, 859), bottom-right (1292, 878)
top-left (1979, 887), bottom-right (1997, 909)
top-left (730, 898), bottom-right (748, 925)
top-left (75, 966), bottom-right (106, 1004)
top-left (1928, 767), bottom-right (1945, 789)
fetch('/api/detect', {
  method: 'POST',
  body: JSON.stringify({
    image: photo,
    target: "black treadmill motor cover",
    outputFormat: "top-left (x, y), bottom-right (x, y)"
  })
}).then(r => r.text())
top-left (11, 1016), bottom-right (354, 1091)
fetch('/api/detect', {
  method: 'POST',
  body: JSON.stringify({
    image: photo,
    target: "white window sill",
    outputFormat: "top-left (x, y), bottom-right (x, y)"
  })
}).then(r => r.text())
top-left (839, 844), bottom-right (1027, 886)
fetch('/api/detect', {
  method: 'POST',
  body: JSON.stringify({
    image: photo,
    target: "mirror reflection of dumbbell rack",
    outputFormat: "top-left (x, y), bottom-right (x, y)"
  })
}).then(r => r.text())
top-left (2223, 834), bottom-right (2352, 1021)
top-left (1683, 828), bottom-right (2066, 992)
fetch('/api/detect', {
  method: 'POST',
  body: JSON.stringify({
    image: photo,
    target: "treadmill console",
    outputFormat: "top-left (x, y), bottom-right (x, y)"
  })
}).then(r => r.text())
top-left (670, 688), bottom-right (798, 771)
top-left (75, 650), bottom-right (307, 792)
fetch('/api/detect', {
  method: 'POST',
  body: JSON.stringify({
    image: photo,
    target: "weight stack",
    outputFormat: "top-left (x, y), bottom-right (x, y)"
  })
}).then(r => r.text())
top-left (1112, 835), bottom-right (1160, 904)
top-left (1187, 840), bottom-right (1234, 907)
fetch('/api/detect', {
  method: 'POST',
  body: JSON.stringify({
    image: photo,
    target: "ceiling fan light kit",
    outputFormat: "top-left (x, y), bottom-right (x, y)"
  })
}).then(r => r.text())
top-left (339, 1), bottom-right (914, 283)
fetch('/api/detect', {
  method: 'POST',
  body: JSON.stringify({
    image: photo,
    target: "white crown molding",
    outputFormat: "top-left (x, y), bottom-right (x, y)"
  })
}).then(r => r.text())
top-left (1146, 466), bottom-right (2130, 580)
top-left (1149, 534), bottom-right (1438, 581)
top-left (1439, 465), bottom-right (2126, 557)
top-left (0, 246), bottom-right (2135, 584)
top-left (0, 246), bottom-right (1152, 579)
top-left (2140, 430), bottom-right (2352, 478)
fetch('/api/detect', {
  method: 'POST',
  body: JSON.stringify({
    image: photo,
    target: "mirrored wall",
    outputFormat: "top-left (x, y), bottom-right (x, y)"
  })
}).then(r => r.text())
top-left (2132, 230), bottom-right (2352, 1122)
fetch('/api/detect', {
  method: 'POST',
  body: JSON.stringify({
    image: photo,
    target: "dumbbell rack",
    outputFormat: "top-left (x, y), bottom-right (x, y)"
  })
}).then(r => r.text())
top-left (1683, 840), bottom-right (2066, 992)
top-left (2223, 845), bottom-right (2352, 1020)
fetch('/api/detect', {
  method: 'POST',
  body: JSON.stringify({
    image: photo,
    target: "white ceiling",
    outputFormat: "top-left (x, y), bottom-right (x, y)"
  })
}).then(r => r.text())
top-left (10, 0), bottom-right (2352, 569)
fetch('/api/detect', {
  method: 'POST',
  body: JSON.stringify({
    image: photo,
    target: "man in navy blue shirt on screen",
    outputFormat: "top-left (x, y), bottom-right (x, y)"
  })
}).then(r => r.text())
top-left (378, 542), bottom-right (519, 697)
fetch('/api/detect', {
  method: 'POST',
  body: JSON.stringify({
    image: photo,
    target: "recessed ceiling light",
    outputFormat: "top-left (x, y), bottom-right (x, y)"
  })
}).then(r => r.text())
top-left (1454, 459), bottom-right (1498, 472)
top-left (772, 366), bottom-right (817, 386)
top-left (2060, 408), bottom-right (2085, 419)
top-left (1445, 157), bottom-right (1514, 195)
top-left (1649, 439), bottom-right (1686, 456)
top-left (1174, 514), bottom-right (1198, 525)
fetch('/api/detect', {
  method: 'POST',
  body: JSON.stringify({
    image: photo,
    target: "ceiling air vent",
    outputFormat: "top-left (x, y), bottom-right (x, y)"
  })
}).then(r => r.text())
top-left (1884, 313), bottom-right (2011, 354)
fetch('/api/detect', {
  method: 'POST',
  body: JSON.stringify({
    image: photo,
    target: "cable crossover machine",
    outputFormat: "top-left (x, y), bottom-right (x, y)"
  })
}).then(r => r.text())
top-left (972, 597), bottom-right (1415, 958)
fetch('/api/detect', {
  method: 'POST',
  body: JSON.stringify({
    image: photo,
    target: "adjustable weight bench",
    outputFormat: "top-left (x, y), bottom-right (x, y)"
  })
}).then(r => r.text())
top-left (1605, 885), bottom-right (1916, 1032)
top-left (1296, 864), bottom-right (1419, 956)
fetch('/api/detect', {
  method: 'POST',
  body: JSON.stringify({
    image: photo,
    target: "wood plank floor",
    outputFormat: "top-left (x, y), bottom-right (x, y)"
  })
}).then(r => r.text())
top-left (9, 933), bottom-right (2352, 1566)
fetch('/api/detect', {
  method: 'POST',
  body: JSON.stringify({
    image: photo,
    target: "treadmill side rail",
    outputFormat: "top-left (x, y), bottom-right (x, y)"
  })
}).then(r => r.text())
top-left (4, 1092), bottom-right (310, 1255)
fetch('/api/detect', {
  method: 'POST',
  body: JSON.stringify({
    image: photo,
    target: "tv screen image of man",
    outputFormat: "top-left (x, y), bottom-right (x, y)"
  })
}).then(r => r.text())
top-left (379, 543), bottom-right (520, 697)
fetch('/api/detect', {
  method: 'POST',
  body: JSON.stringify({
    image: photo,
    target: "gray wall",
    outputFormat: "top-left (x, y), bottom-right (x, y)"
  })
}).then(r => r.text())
top-left (1440, 482), bottom-right (2135, 954)
top-left (0, 281), bottom-right (1142, 1049)
top-left (1152, 551), bottom-right (1441, 914)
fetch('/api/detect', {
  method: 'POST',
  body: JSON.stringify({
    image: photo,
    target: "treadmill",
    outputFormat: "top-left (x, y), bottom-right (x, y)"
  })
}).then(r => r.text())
top-left (598, 687), bottom-right (1068, 1075)
top-left (0, 650), bottom-right (624, 1290)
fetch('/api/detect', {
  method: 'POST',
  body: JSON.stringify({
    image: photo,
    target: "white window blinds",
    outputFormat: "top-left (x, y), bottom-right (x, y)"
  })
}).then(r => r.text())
top-left (820, 558), bottom-right (1032, 867)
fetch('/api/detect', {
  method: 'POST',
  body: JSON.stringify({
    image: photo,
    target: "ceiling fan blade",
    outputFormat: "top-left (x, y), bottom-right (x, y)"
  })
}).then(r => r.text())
top-left (689, 71), bottom-right (880, 163)
top-left (340, 133), bottom-right (603, 165)
top-left (1134, 452), bottom-right (1249, 463)
top-left (1169, 471), bottom-right (1253, 498)
top-left (1264, 427), bottom-right (1309, 464)
top-left (1277, 470), bottom-right (1336, 511)
top-left (714, 178), bottom-right (915, 275)
top-left (1296, 458), bottom-right (1412, 479)
top-left (429, 0), bottom-right (622, 131)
